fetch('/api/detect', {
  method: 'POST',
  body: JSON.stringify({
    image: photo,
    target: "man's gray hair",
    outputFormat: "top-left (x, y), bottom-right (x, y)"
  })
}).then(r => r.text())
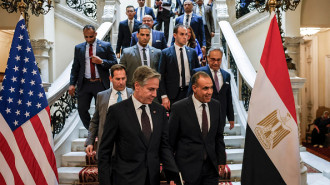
top-left (207, 46), bottom-right (224, 57)
top-left (132, 66), bottom-right (161, 90)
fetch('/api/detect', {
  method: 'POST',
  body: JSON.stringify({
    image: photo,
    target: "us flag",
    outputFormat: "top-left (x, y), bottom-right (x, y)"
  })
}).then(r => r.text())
top-left (0, 17), bottom-right (58, 184)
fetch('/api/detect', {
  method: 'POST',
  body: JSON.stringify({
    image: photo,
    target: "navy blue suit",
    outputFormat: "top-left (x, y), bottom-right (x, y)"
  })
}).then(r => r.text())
top-left (134, 6), bottom-right (157, 25)
top-left (70, 39), bottom-right (117, 129)
top-left (158, 46), bottom-right (200, 102)
top-left (175, 13), bottom-right (206, 47)
top-left (188, 65), bottom-right (234, 123)
top-left (116, 19), bottom-right (141, 54)
top-left (130, 30), bottom-right (167, 50)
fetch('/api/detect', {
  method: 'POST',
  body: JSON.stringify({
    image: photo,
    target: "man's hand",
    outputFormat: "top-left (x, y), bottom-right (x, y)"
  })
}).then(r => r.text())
top-left (68, 85), bottom-right (75, 96)
top-left (229, 121), bottom-right (235, 130)
top-left (211, 32), bottom-right (215, 38)
top-left (162, 97), bottom-right (171, 111)
top-left (91, 56), bottom-right (103, 64)
top-left (201, 47), bottom-right (206, 58)
top-left (85, 145), bottom-right (96, 157)
top-left (218, 164), bottom-right (225, 178)
top-left (116, 53), bottom-right (120, 59)
top-left (315, 126), bottom-right (320, 133)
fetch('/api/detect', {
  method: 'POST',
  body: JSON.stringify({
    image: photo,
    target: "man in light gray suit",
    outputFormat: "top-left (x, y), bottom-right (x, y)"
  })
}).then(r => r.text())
top-left (85, 64), bottom-right (133, 158)
top-left (120, 24), bottom-right (162, 88)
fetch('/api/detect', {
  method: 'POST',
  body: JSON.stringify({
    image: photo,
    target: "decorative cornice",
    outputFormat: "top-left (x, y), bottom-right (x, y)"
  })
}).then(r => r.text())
top-left (102, 0), bottom-right (117, 23)
top-left (232, 10), bottom-right (269, 36)
top-left (215, 0), bottom-right (229, 21)
top-left (31, 39), bottom-right (53, 49)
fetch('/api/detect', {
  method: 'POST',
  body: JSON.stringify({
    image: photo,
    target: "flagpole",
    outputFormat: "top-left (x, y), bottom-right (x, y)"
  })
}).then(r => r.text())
top-left (17, 0), bottom-right (30, 29)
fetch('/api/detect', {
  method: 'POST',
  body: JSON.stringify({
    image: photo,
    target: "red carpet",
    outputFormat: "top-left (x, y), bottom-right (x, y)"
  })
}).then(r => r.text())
top-left (302, 142), bottom-right (330, 162)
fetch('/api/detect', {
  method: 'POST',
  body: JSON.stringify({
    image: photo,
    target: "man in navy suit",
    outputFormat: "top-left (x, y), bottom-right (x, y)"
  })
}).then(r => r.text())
top-left (169, 71), bottom-right (226, 185)
top-left (135, 0), bottom-right (157, 26)
top-left (69, 25), bottom-right (117, 129)
top-left (116, 5), bottom-right (141, 58)
top-left (154, 0), bottom-right (173, 42)
top-left (175, 0), bottom-right (206, 55)
top-left (188, 47), bottom-right (235, 129)
top-left (158, 24), bottom-right (200, 111)
top-left (98, 66), bottom-right (180, 185)
top-left (131, 15), bottom-right (167, 50)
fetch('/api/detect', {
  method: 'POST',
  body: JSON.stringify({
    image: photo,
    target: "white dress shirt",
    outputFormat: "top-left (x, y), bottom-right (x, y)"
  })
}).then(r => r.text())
top-left (132, 95), bottom-right (154, 131)
top-left (174, 43), bottom-right (191, 87)
top-left (108, 88), bottom-right (128, 108)
top-left (137, 43), bottom-right (150, 67)
top-left (84, 39), bottom-right (100, 78)
top-left (183, 12), bottom-right (193, 26)
top-left (136, 6), bottom-right (146, 22)
top-left (209, 67), bottom-right (223, 90)
top-left (192, 94), bottom-right (210, 131)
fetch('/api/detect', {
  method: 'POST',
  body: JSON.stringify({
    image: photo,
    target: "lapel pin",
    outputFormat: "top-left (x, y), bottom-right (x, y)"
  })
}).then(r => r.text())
top-left (153, 111), bottom-right (156, 114)
top-left (99, 44), bottom-right (101, 47)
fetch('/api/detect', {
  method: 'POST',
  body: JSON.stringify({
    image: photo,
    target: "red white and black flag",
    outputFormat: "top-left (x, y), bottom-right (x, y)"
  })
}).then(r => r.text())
top-left (0, 16), bottom-right (58, 184)
top-left (241, 13), bottom-right (300, 185)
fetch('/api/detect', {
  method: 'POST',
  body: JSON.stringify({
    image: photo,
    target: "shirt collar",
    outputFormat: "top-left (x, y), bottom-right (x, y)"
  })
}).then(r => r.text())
top-left (132, 94), bottom-right (148, 110)
top-left (192, 93), bottom-right (208, 108)
top-left (208, 66), bottom-right (220, 74)
top-left (112, 87), bottom-right (126, 96)
top-left (174, 43), bottom-right (185, 51)
top-left (87, 39), bottom-right (97, 46)
top-left (137, 42), bottom-right (149, 50)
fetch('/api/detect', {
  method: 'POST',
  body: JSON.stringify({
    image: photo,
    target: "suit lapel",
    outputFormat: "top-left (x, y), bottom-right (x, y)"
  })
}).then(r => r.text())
top-left (185, 46), bottom-right (192, 71)
top-left (149, 46), bottom-right (155, 69)
top-left (187, 96), bottom-right (203, 138)
top-left (148, 103), bottom-right (159, 148)
top-left (133, 45), bottom-right (142, 66)
top-left (208, 101), bottom-right (217, 136)
top-left (170, 46), bottom-right (180, 74)
top-left (206, 65), bottom-right (219, 94)
top-left (105, 88), bottom-right (112, 108)
top-left (126, 97), bottom-right (148, 147)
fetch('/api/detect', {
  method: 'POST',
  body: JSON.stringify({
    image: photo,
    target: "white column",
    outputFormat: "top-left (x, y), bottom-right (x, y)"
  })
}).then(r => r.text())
top-left (31, 39), bottom-right (53, 83)
top-left (213, 0), bottom-right (229, 47)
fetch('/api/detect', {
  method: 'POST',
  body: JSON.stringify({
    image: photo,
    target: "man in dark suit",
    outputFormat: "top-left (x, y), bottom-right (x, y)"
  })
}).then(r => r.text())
top-left (169, 71), bottom-right (226, 185)
top-left (175, 0), bottom-right (186, 16)
top-left (194, 0), bottom-right (215, 53)
top-left (158, 24), bottom-right (200, 110)
top-left (188, 47), bottom-right (235, 129)
top-left (131, 15), bottom-right (167, 50)
top-left (120, 24), bottom-right (162, 88)
top-left (154, 0), bottom-right (173, 42)
top-left (135, 0), bottom-right (157, 25)
top-left (116, 5), bottom-right (141, 58)
top-left (85, 64), bottom-right (133, 158)
top-left (98, 66), bottom-right (180, 185)
top-left (175, 0), bottom-right (206, 55)
top-left (69, 25), bottom-right (117, 129)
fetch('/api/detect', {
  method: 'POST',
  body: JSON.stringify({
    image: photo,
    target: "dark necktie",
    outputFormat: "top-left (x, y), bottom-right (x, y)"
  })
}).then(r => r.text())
top-left (179, 48), bottom-right (186, 87)
top-left (140, 7), bottom-right (143, 22)
top-left (89, 44), bottom-right (95, 79)
top-left (142, 48), bottom-right (148, 66)
top-left (116, 91), bottom-right (122, 103)
top-left (202, 103), bottom-right (208, 139)
top-left (140, 105), bottom-right (151, 143)
top-left (214, 70), bottom-right (220, 92)
top-left (185, 14), bottom-right (190, 27)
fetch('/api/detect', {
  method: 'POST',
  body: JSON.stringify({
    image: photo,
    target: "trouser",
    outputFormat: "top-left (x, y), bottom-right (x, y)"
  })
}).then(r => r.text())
top-left (156, 9), bottom-right (172, 43)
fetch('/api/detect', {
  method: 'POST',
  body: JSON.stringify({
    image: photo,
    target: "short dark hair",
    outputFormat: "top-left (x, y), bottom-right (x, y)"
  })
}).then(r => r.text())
top-left (138, 24), bottom-right (151, 33)
top-left (126, 5), bottom-right (135, 11)
top-left (132, 66), bottom-right (161, 90)
top-left (191, 71), bottom-right (211, 86)
top-left (110, 64), bottom-right (127, 78)
top-left (207, 46), bottom-right (224, 57)
top-left (173, 24), bottom-right (186, 34)
top-left (83, 25), bottom-right (95, 31)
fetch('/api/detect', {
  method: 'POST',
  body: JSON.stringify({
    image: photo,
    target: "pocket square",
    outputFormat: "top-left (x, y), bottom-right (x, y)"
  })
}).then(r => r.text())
top-left (226, 82), bottom-right (229, 84)
top-left (156, 40), bottom-right (161, 42)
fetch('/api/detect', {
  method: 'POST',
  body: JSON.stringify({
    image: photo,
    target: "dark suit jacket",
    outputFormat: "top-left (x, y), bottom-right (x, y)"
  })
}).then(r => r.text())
top-left (119, 45), bottom-right (161, 88)
top-left (116, 19), bottom-right (141, 54)
top-left (70, 39), bottom-right (117, 91)
top-left (169, 96), bottom-right (226, 183)
top-left (154, 0), bottom-right (173, 18)
top-left (175, 0), bottom-right (185, 16)
top-left (131, 30), bottom-right (167, 50)
top-left (175, 13), bottom-right (206, 47)
top-left (134, 6), bottom-right (157, 25)
top-left (188, 65), bottom-right (234, 122)
top-left (86, 87), bottom-right (134, 156)
top-left (158, 45), bottom-right (200, 100)
top-left (98, 97), bottom-right (179, 185)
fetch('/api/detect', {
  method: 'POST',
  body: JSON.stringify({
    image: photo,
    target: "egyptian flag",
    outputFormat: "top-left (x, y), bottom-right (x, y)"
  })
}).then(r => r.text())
top-left (241, 13), bottom-right (300, 185)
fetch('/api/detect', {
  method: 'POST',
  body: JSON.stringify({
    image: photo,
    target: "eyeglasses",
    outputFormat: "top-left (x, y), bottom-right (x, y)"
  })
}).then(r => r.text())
top-left (208, 58), bottom-right (222, 62)
top-left (84, 36), bottom-right (94, 38)
top-left (143, 20), bottom-right (153, 22)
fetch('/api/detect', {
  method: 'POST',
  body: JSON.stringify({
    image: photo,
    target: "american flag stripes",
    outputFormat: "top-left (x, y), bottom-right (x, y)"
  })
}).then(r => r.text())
top-left (0, 17), bottom-right (58, 184)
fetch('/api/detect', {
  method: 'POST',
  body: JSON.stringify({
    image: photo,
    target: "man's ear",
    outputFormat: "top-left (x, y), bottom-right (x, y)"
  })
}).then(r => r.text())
top-left (192, 84), bottom-right (197, 93)
top-left (109, 76), bottom-right (112, 82)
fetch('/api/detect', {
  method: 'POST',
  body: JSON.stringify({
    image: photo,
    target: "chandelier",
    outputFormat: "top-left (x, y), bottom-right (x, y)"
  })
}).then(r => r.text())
top-left (253, 0), bottom-right (300, 13)
top-left (0, 0), bottom-right (53, 16)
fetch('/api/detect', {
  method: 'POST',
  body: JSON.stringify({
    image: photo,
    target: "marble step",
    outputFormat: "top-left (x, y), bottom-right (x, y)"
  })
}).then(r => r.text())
top-left (62, 152), bottom-right (86, 167)
top-left (224, 124), bottom-right (241, 136)
top-left (79, 127), bottom-right (88, 138)
top-left (227, 163), bottom-right (242, 181)
top-left (58, 167), bottom-right (83, 184)
top-left (72, 138), bottom-right (86, 152)
top-left (224, 135), bottom-right (245, 148)
top-left (226, 149), bottom-right (244, 164)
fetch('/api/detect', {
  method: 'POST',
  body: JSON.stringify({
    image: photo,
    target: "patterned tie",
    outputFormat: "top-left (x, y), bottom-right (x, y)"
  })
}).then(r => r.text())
top-left (129, 20), bottom-right (133, 34)
top-left (140, 105), bottom-right (152, 143)
top-left (89, 44), bottom-right (95, 79)
top-left (202, 103), bottom-right (208, 139)
top-left (116, 91), bottom-right (122, 102)
top-left (140, 7), bottom-right (143, 22)
top-left (213, 70), bottom-right (220, 92)
top-left (142, 48), bottom-right (148, 66)
top-left (179, 48), bottom-right (186, 87)
top-left (199, 6), bottom-right (203, 16)
top-left (185, 14), bottom-right (190, 27)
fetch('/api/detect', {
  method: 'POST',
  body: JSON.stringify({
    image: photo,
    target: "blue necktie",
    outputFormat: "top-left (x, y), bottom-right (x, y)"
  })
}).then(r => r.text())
top-left (117, 91), bottom-right (122, 102)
